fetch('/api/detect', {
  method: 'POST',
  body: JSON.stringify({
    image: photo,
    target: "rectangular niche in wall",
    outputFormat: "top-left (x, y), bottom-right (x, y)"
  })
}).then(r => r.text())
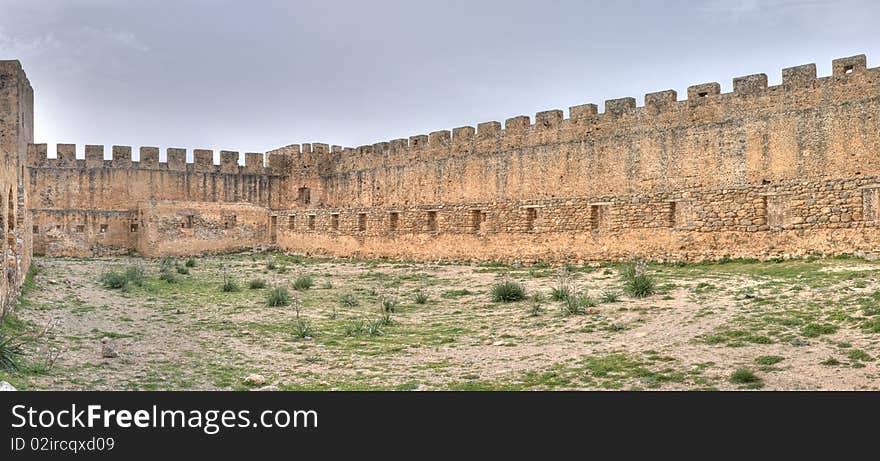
top-left (524, 206), bottom-right (539, 231)
top-left (763, 194), bottom-right (787, 227)
top-left (670, 200), bottom-right (691, 228)
top-left (76, 224), bottom-right (85, 233)
top-left (330, 214), bottom-right (340, 231)
top-left (307, 215), bottom-right (316, 230)
top-left (297, 187), bottom-right (311, 206)
top-left (288, 215), bottom-right (295, 230)
top-left (426, 210), bottom-right (438, 232)
top-left (388, 212), bottom-right (400, 231)
top-left (589, 203), bottom-right (611, 230)
top-left (358, 213), bottom-right (367, 232)
top-left (470, 209), bottom-right (484, 232)
top-left (182, 214), bottom-right (194, 229)
top-left (861, 186), bottom-right (880, 222)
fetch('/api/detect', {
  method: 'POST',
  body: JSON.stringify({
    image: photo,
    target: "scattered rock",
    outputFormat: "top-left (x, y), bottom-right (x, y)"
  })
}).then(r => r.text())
top-left (244, 374), bottom-right (267, 386)
top-left (0, 381), bottom-right (16, 392)
top-left (491, 340), bottom-right (505, 346)
top-left (240, 330), bottom-right (251, 336)
top-left (483, 340), bottom-right (493, 345)
top-left (101, 337), bottom-right (119, 358)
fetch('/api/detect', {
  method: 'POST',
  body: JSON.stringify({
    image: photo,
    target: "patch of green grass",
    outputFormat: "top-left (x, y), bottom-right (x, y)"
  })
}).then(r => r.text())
top-left (802, 323), bottom-right (838, 338)
top-left (755, 355), bottom-right (784, 366)
top-left (600, 290), bottom-right (621, 303)
top-left (847, 349), bottom-right (873, 362)
top-left (729, 368), bottom-right (763, 388)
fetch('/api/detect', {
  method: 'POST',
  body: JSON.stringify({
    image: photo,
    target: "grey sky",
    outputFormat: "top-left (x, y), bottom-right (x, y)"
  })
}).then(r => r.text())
top-left (1, 0), bottom-right (878, 159)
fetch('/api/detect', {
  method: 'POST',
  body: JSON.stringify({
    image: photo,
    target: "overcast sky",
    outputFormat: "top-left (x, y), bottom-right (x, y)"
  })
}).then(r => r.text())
top-left (1, 0), bottom-right (878, 159)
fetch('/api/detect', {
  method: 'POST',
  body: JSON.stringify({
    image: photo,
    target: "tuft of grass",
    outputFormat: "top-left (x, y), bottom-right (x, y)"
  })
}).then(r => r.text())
top-left (184, 258), bottom-right (197, 268)
top-left (158, 259), bottom-right (178, 284)
top-left (266, 287), bottom-right (291, 307)
top-left (0, 331), bottom-right (23, 372)
top-left (729, 368), bottom-right (763, 388)
top-left (221, 277), bottom-right (240, 293)
top-left (491, 279), bottom-right (526, 303)
top-left (176, 266), bottom-right (189, 275)
top-left (848, 349), bottom-right (874, 362)
top-left (321, 281), bottom-right (333, 289)
top-left (339, 292), bottom-right (359, 308)
top-left (600, 290), bottom-right (621, 303)
top-left (265, 260), bottom-right (277, 271)
top-left (621, 259), bottom-right (656, 298)
top-left (551, 269), bottom-right (573, 301)
top-left (292, 275), bottom-right (314, 291)
top-left (248, 279), bottom-right (267, 289)
top-left (561, 292), bottom-right (595, 316)
top-left (414, 291), bottom-right (429, 304)
top-left (292, 304), bottom-right (315, 340)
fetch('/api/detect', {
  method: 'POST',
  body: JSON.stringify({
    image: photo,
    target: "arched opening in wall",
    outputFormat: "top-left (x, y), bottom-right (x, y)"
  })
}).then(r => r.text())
top-left (6, 187), bottom-right (14, 247)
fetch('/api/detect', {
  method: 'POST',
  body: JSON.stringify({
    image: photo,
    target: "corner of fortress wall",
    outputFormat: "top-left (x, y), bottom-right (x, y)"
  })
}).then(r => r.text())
top-left (20, 53), bottom-right (880, 262)
top-left (0, 60), bottom-right (34, 317)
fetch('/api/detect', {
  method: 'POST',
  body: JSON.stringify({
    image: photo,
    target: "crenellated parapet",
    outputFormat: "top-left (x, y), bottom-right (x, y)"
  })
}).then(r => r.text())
top-left (27, 144), bottom-right (287, 177)
top-left (273, 54), bottom-right (879, 178)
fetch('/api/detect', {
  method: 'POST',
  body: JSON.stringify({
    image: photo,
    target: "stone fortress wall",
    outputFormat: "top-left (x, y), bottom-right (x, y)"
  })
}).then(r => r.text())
top-left (18, 54), bottom-right (880, 264)
top-left (0, 60), bottom-right (33, 318)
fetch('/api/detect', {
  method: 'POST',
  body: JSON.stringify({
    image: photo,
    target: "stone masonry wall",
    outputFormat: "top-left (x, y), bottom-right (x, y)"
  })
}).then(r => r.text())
top-left (0, 60), bottom-right (33, 318)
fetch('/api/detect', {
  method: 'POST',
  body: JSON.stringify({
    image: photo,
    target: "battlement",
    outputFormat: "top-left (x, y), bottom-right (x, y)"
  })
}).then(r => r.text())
top-left (27, 144), bottom-right (287, 176)
top-left (273, 54), bottom-right (879, 176)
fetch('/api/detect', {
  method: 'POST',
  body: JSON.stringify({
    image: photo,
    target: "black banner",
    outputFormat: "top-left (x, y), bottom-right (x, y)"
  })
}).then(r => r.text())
top-left (1, 392), bottom-right (877, 458)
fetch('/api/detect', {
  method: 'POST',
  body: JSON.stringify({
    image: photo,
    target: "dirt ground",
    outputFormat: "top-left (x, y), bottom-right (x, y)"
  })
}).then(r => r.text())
top-left (3, 252), bottom-right (880, 390)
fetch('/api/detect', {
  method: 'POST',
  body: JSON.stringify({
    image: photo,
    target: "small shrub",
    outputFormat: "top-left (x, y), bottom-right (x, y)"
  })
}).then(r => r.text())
top-left (248, 279), bottom-right (267, 289)
top-left (621, 259), bottom-right (656, 298)
top-left (414, 291), bottom-right (429, 304)
top-left (0, 332), bottom-right (23, 371)
top-left (339, 292), bottom-right (359, 308)
top-left (600, 290), bottom-right (621, 303)
top-left (729, 368), bottom-right (763, 387)
top-left (266, 287), bottom-right (291, 307)
top-left (293, 274), bottom-right (314, 291)
top-left (491, 279), bottom-right (526, 303)
top-left (185, 258), bottom-right (197, 268)
top-left (159, 269), bottom-right (178, 284)
top-left (124, 266), bottom-right (145, 287)
top-left (176, 266), bottom-right (189, 275)
top-left (100, 271), bottom-right (129, 290)
top-left (221, 278), bottom-right (240, 293)
top-left (321, 281), bottom-right (333, 289)
top-left (266, 260), bottom-right (277, 271)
